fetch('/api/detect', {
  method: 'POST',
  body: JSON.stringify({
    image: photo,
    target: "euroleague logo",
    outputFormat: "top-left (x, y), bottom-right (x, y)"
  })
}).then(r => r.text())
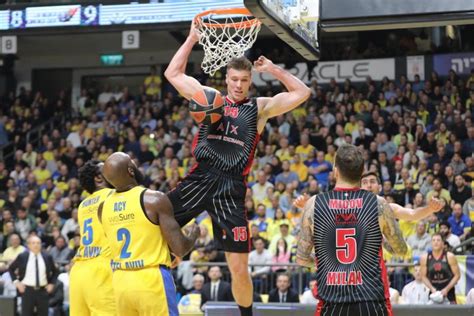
top-left (335, 213), bottom-right (359, 224)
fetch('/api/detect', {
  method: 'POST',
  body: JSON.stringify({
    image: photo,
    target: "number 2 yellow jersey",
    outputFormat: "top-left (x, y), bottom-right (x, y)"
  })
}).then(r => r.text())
top-left (101, 186), bottom-right (171, 270)
top-left (75, 188), bottom-right (114, 261)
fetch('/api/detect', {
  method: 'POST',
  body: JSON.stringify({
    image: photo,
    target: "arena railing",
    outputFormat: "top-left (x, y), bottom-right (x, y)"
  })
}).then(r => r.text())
top-left (0, 115), bottom-right (65, 163)
top-left (453, 237), bottom-right (474, 255)
top-left (189, 262), bottom-right (414, 295)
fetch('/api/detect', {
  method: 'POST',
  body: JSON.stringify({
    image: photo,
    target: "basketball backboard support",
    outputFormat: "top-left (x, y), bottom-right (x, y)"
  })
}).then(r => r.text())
top-left (321, 0), bottom-right (474, 32)
top-left (244, 0), bottom-right (320, 61)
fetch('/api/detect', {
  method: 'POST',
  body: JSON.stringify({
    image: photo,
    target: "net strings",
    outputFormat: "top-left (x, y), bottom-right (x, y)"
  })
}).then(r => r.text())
top-left (198, 15), bottom-right (261, 76)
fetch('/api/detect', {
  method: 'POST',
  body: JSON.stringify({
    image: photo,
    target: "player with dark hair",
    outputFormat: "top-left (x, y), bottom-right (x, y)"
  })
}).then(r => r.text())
top-left (295, 171), bottom-right (443, 220)
top-left (296, 144), bottom-right (407, 315)
top-left (360, 172), bottom-right (443, 220)
top-left (164, 21), bottom-right (311, 316)
top-left (70, 160), bottom-right (116, 315)
top-left (420, 233), bottom-right (460, 304)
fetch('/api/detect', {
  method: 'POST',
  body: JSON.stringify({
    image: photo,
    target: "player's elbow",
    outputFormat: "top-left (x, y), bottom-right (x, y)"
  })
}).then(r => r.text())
top-left (164, 68), bottom-right (175, 81)
top-left (393, 243), bottom-right (408, 257)
top-left (295, 86), bottom-right (311, 104)
top-left (296, 256), bottom-right (313, 268)
top-left (170, 245), bottom-right (186, 258)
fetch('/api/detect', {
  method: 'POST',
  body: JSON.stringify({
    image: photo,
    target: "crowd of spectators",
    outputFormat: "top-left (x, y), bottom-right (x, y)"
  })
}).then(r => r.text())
top-left (0, 60), bottom-right (474, 311)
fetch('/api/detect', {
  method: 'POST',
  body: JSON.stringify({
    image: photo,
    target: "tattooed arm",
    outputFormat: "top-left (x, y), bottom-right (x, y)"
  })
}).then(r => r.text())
top-left (389, 198), bottom-right (444, 221)
top-left (377, 196), bottom-right (408, 257)
top-left (296, 195), bottom-right (316, 268)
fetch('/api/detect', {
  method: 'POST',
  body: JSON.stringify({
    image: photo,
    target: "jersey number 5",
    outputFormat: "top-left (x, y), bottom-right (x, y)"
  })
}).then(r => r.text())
top-left (336, 228), bottom-right (357, 264)
top-left (82, 218), bottom-right (93, 246)
top-left (117, 228), bottom-right (132, 259)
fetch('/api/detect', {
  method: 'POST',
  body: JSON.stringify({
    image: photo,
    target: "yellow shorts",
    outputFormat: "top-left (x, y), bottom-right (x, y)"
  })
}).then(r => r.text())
top-left (69, 259), bottom-right (116, 316)
top-left (113, 266), bottom-right (178, 316)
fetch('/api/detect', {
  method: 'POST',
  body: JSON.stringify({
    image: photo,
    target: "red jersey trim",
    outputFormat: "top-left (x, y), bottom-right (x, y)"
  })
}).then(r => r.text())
top-left (333, 187), bottom-right (361, 192)
top-left (242, 133), bottom-right (260, 176)
top-left (379, 247), bottom-right (393, 316)
top-left (225, 95), bottom-right (249, 105)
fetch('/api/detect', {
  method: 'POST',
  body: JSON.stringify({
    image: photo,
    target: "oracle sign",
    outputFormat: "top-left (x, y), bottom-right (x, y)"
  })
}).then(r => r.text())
top-left (252, 58), bottom-right (395, 86)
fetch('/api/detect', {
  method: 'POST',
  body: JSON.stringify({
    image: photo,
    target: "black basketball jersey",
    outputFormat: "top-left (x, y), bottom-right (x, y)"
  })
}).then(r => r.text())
top-left (313, 188), bottom-right (388, 304)
top-left (192, 96), bottom-right (259, 176)
top-left (427, 251), bottom-right (456, 302)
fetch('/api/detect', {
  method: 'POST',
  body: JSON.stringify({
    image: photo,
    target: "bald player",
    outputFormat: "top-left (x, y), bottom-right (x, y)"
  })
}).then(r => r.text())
top-left (99, 152), bottom-right (199, 316)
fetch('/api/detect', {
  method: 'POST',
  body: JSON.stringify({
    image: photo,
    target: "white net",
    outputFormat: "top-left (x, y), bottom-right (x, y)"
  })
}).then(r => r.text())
top-left (196, 11), bottom-right (261, 76)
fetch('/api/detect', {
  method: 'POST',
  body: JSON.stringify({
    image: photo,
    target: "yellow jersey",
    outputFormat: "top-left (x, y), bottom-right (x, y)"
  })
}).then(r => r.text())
top-left (75, 188), bottom-right (113, 261)
top-left (101, 186), bottom-right (171, 270)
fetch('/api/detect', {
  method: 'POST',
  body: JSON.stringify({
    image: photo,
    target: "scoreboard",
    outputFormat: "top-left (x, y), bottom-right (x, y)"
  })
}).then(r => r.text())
top-left (0, 1), bottom-right (243, 30)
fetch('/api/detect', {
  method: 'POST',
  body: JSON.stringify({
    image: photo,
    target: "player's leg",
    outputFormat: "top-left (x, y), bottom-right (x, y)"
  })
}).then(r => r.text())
top-left (87, 260), bottom-right (116, 316)
top-left (69, 262), bottom-right (91, 316)
top-left (167, 172), bottom-right (212, 227)
top-left (208, 177), bottom-right (253, 315)
top-left (114, 268), bottom-right (178, 316)
top-left (225, 252), bottom-right (253, 308)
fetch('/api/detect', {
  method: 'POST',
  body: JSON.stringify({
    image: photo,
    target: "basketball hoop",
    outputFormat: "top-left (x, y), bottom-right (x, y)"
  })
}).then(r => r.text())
top-left (194, 8), bottom-right (261, 76)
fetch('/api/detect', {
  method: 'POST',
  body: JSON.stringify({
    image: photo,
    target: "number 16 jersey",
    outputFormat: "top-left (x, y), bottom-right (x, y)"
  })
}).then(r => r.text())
top-left (101, 186), bottom-right (171, 270)
top-left (313, 188), bottom-right (389, 304)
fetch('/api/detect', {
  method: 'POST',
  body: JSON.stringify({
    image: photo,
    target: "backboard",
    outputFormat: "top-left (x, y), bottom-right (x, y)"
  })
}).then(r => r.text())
top-left (245, 0), bottom-right (320, 61)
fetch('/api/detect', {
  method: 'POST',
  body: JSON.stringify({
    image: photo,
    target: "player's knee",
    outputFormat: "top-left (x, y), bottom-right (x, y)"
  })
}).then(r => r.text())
top-left (228, 261), bottom-right (249, 278)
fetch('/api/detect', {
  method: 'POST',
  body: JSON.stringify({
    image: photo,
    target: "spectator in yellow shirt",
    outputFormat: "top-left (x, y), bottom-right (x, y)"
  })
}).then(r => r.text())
top-left (3, 233), bottom-right (25, 261)
top-left (275, 137), bottom-right (292, 162)
top-left (22, 143), bottom-right (37, 168)
top-left (344, 115), bottom-right (358, 135)
top-left (290, 154), bottom-right (308, 182)
top-left (33, 160), bottom-right (51, 185)
top-left (144, 65), bottom-right (162, 98)
top-left (427, 178), bottom-right (451, 205)
top-left (295, 134), bottom-right (314, 162)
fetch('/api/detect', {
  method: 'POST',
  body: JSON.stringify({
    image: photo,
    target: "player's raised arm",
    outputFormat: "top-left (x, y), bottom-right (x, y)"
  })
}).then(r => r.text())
top-left (377, 196), bottom-right (408, 257)
top-left (256, 56), bottom-right (311, 120)
top-left (296, 195), bottom-right (316, 268)
top-left (164, 21), bottom-right (205, 100)
top-left (145, 190), bottom-right (200, 257)
top-left (390, 198), bottom-right (444, 221)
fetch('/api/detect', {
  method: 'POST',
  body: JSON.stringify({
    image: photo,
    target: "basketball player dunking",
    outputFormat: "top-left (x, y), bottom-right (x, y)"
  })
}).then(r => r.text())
top-left (297, 145), bottom-right (408, 316)
top-left (164, 22), bottom-right (311, 315)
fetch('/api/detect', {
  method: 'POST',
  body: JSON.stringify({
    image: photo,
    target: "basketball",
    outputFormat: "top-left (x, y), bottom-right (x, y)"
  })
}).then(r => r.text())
top-left (189, 87), bottom-right (224, 124)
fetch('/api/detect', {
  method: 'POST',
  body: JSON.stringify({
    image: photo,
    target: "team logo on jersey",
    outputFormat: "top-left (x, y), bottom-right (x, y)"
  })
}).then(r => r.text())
top-left (224, 106), bottom-right (239, 118)
top-left (335, 213), bottom-right (359, 224)
top-left (433, 262), bottom-right (443, 271)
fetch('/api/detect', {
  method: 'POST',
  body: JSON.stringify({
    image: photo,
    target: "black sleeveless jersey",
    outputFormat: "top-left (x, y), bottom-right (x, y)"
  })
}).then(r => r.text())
top-left (192, 96), bottom-right (259, 176)
top-left (427, 251), bottom-right (456, 302)
top-left (313, 188), bottom-right (388, 303)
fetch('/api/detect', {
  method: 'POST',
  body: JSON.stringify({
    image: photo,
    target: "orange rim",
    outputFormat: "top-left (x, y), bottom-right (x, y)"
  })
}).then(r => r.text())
top-left (194, 8), bottom-right (261, 29)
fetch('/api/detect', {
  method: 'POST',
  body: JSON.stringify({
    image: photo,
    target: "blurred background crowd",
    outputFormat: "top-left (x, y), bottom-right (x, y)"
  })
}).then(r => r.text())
top-left (0, 55), bottom-right (474, 312)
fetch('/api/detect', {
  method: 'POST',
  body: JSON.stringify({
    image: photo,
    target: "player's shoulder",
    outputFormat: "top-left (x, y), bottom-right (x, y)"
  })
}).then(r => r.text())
top-left (143, 189), bottom-right (169, 205)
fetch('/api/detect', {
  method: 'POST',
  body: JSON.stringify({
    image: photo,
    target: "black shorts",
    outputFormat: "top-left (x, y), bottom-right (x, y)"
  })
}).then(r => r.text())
top-left (167, 163), bottom-right (251, 253)
top-left (316, 300), bottom-right (391, 316)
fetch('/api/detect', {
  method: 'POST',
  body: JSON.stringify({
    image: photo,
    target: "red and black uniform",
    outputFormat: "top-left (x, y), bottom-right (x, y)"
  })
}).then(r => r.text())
top-left (168, 96), bottom-right (259, 253)
top-left (426, 251), bottom-right (456, 303)
top-left (313, 188), bottom-right (392, 316)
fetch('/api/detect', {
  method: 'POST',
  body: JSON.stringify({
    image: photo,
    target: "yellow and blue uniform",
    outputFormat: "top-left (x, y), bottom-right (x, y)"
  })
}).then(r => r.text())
top-left (101, 186), bottom-right (176, 316)
top-left (70, 188), bottom-right (116, 316)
